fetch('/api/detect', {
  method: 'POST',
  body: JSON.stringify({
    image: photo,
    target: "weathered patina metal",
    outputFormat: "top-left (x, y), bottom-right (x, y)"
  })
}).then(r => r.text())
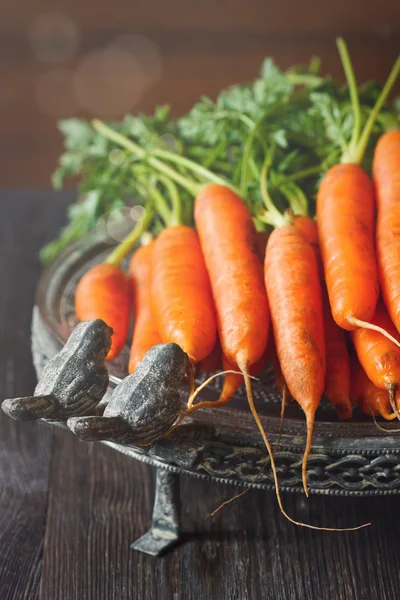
top-left (68, 343), bottom-right (188, 445)
top-left (2, 319), bottom-right (111, 421)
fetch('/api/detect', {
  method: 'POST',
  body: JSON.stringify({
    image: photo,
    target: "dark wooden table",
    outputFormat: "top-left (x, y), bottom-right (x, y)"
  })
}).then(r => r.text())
top-left (1, 191), bottom-right (400, 600)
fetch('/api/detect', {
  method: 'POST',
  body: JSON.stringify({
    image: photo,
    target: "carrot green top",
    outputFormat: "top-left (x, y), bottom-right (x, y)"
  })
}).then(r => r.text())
top-left (336, 38), bottom-right (400, 165)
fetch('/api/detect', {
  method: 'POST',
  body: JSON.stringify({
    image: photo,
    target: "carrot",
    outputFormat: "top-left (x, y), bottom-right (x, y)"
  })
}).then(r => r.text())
top-left (191, 186), bottom-right (336, 524)
top-left (321, 292), bottom-right (352, 419)
top-left (194, 185), bottom-right (269, 369)
top-left (293, 216), bottom-right (320, 258)
top-left (350, 355), bottom-right (396, 421)
top-left (294, 216), bottom-right (352, 419)
top-left (316, 41), bottom-right (400, 346)
top-left (128, 241), bottom-right (161, 373)
top-left (75, 263), bottom-right (131, 361)
top-left (373, 130), bottom-right (400, 335)
top-left (265, 223), bottom-right (325, 494)
top-left (317, 164), bottom-right (380, 329)
top-left (151, 225), bottom-right (217, 365)
top-left (193, 184), bottom-right (273, 455)
top-left (220, 351), bottom-right (269, 403)
top-left (75, 202), bottom-right (153, 361)
top-left (351, 302), bottom-right (400, 419)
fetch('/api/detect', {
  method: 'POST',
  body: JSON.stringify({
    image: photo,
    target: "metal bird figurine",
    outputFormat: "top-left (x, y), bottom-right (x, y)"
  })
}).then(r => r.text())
top-left (2, 319), bottom-right (112, 421)
top-left (68, 343), bottom-right (188, 445)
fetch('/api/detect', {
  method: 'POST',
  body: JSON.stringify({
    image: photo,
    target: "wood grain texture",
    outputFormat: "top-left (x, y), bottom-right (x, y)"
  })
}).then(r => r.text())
top-left (0, 192), bottom-right (70, 600)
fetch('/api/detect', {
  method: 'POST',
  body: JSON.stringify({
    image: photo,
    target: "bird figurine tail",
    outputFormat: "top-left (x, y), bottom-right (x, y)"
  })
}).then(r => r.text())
top-left (2, 395), bottom-right (56, 420)
top-left (67, 415), bottom-right (129, 442)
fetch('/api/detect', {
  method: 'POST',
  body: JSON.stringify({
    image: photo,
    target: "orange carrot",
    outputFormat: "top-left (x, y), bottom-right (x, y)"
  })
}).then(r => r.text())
top-left (373, 130), bottom-right (400, 334)
top-left (351, 302), bottom-right (400, 418)
top-left (293, 216), bottom-right (320, 259)
top-left (75, 263), bottom-right (131, 361)
top-left (272, 350), bottom-right (290, 399)
top-left (128, 242), bottom-right (161, 373)
top-left (316, 41), bottom-right (400, 346)
top-left (317, 163), bottom-right (379, 330)
top-left (219, 351), bottom-right (269, 403)
top-left (193, 185), bottom-right (271, 450)
top-left (265, 223), bottom-right (325, 493)
top-left (294, 216), bottom-right (352, 419)
top-left (74, 202), bottom-right (153, 361)
top-left (194, 184), bottom-right (269, 401)
top-left (189, 191), bottom-right (269, 412)
top-left (350, 355), bottom-right (396, 421)
top-left (151, 225), bottom-right (217, 364)
top-left (322, 291), bottom-right (352, 419)
top-left (195, 185), bottom-right (269, 369)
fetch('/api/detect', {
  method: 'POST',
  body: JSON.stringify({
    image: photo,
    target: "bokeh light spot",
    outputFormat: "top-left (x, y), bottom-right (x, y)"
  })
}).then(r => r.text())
top-left (29, 12), bottom-right (79, 63)
top-left (74, 48), bottom-right (147, 116)
top-left (109, 148), bottom-right (126, 166)
top-left (130, 205), bottom-right (146, 222)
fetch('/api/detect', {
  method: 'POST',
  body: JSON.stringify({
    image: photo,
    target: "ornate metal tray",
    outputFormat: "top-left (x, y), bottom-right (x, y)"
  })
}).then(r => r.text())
top-left (31, 231), bottom-right (400, 555)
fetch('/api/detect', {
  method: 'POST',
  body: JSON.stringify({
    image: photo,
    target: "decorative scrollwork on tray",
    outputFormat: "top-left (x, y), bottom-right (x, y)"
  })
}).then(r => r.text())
top-left (194, 445), bottom-right (400, 491)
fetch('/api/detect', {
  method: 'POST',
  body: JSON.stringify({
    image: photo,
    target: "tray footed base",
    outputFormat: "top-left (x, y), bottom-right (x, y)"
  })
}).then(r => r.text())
top-left (131, 469), bottom-right (181, 556)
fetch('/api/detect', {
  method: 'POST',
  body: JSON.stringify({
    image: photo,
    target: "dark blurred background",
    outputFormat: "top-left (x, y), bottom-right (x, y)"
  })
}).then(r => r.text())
top-left (2, 0), bottom-right (400, 187)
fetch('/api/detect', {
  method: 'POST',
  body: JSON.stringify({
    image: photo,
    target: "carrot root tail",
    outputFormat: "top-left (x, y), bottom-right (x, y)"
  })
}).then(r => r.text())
top-left (273, 385), bottom-right (287, 455)
top-left (302, 411), bottom-right (315, 497)
top-left (236, 359), bottom-right (369, 531)
top-left (186, 369), bottom-right (258, 410)
top-left (188, 363), bottom-right (195, 400)
top-left (347, 316), bottom-right (400, 349)
top-left (369, 403), bottom-right (400, 432)
top-left (387, 384), bottom-right (400, 421)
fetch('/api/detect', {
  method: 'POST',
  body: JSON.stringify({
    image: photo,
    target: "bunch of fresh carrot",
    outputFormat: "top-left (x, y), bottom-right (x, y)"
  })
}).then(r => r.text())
top-left (73, 39), bottom-right (399, 529)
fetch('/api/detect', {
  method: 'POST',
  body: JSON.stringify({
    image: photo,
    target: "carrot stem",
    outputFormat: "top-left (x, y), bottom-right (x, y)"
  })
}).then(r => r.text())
top-left (274, 164), bottom-right (322, 185)
top-left (158, 176), bottom-right (183, 226)
top-left (259, 154), bottom-right (286, 228)
top-left (279, 182), bottom-right (308, 217)
top-left (336, 38), bottom-right (361, 160)
top-left (144, 183), bottom-right (171, 226)
top-left (355, 55), bottom-right (400, 164)
top-left (104, 201), bottom-right (154, 266)
top-left (240, 111), bottom-right (269, 197)
top-left (336, 39), bottom-right (400, 164)
top-left (92, 119), bottom-right (201, 196)
top-left (152, 148), bottom-right (232, 189)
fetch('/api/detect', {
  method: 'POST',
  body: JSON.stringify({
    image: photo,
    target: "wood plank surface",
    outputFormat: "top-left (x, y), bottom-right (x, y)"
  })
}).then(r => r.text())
top-left (0, 192), bottom-right (68, 600)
